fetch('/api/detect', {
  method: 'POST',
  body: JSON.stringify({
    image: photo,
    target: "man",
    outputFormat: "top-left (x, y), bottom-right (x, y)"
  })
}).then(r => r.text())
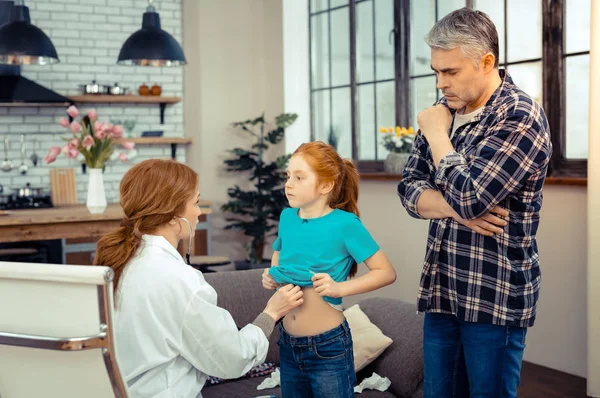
top-left (397, 8), bottom-right (552, 398)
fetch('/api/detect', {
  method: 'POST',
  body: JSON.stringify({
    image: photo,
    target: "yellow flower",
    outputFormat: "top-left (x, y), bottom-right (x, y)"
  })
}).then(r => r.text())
top-left (408, 127), bottom-right (414, 135)
top-left (395, 126), bottom-right (401, 134)
top-left (401, 127), bottom-right (408, 136)
top-left (379, 127), bottom-right (387, 133)
top-left (388, 126), bottom-right (393, 133)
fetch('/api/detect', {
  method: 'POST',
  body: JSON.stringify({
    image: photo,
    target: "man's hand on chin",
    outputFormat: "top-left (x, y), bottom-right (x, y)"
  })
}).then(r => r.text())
top-left (417, 104), bottom-right (454, 167)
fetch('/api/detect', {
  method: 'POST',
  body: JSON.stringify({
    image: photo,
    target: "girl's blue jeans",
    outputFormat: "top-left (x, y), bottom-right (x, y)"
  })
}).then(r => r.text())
top-left (278, 319), bottom-right (356, 398)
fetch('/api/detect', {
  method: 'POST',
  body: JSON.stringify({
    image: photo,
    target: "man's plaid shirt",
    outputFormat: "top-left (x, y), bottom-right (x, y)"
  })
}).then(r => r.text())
top-left (398, 70), bottom-right (552, 328)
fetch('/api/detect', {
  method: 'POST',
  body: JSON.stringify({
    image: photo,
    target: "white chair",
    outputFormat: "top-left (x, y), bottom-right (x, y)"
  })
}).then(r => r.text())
top-left (0, 261), bottom-right (128, 397)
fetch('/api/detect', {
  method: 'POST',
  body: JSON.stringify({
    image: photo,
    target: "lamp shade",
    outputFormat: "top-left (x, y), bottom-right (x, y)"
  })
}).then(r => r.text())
top-left (0, 1), bottom-right (59, 65)
top-left (117, 3), bottom-right (186, 66)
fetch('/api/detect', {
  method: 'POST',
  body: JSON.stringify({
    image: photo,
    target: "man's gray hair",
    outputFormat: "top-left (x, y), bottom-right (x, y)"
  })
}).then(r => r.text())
top-left (425, 7), bottom-right (499, 68)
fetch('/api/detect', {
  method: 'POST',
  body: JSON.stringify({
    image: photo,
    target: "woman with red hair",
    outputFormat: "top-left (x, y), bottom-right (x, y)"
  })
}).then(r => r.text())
top-left (94, 158), bottom-right (304, 397)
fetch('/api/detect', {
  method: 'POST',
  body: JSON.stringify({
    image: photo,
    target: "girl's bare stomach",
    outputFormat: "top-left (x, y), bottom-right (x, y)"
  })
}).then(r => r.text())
top-left (282, 286), bottom-right (345, 337)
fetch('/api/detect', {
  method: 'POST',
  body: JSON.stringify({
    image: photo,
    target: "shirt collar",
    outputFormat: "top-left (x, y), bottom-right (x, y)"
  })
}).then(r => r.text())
top-left (141, 234), bottom-right (185, 262)
top-left (438, 68), bottom-right (514, 124)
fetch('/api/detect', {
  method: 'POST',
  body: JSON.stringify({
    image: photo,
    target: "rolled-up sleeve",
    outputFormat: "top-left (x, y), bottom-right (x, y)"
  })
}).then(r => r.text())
top-left (398, 132), bottom-right (437, 219)
top-left (434, 109), bottom-right (551, 220)
top-left (179, 285), bottom-right (269, 380)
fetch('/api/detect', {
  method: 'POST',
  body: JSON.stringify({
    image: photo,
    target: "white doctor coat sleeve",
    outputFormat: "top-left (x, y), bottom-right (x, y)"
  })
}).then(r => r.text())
top-left (179, 284), bottom-right (270, 379)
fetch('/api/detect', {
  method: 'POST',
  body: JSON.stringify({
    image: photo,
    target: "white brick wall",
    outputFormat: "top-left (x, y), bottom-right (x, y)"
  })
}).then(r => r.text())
top-left (0, 0), bottom-right (184, 203)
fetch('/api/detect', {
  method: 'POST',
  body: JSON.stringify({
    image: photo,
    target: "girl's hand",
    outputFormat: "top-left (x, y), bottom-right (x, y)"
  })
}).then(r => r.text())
top-left (262, 268), bottom-right (278, 290)
top-left (312, 273), bottom-right (341, 298)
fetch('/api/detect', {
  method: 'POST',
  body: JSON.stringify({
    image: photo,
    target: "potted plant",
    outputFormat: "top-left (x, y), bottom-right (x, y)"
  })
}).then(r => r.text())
top-left (380, 125), bottom-right (416, 174)
top-left (221, 112), bottom-right (297, 267)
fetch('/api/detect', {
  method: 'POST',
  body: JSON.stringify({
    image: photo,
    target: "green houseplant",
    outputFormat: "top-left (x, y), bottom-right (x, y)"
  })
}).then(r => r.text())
top-left (221, 112), bottom-right (298, 265)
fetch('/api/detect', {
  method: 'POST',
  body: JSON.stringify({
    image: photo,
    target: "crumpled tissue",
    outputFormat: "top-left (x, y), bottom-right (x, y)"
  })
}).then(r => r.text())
top-left (354, 372), bottom-right (392, 393)
top-left (256, 368), bottom-right (281, 390)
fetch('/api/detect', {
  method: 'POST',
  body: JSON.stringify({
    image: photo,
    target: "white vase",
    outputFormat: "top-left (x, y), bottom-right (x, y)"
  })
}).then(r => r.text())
top-left (383, 152), bottom-right (410, 174)
top-left (86, 168), bottom-right (107, 214)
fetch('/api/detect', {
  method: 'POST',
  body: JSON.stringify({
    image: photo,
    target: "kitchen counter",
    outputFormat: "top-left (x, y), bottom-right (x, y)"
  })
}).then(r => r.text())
top-left (0, 202), bottom-right (212, 244)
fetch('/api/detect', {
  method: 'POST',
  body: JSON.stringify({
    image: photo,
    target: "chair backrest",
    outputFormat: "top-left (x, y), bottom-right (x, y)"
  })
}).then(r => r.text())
top-left (0, 261), bottom-right (128, 397)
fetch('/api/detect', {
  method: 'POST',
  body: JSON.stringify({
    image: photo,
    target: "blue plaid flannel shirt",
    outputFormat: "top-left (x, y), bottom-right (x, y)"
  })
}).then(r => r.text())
top-left (398, 70), bottom-right (552, 327)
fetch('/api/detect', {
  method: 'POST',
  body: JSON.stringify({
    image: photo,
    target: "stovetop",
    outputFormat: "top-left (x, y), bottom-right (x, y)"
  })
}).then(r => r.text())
top-left (0, 195), bottom-right (54, 210)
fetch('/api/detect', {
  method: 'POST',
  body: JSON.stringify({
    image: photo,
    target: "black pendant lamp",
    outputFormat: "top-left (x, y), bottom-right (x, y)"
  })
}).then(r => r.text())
top-left (117, 0), bottom-right (186, 67)
top-left (0, 0), bottom-right (59, 65)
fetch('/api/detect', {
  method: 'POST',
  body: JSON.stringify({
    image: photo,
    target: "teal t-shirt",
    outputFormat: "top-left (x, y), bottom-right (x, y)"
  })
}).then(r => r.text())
top-left (268, 207), bottom-right (380, 305)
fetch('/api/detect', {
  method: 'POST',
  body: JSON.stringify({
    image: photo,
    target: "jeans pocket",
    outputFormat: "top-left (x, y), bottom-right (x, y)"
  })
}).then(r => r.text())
top-left (314, 337), bottom-right (346, 360)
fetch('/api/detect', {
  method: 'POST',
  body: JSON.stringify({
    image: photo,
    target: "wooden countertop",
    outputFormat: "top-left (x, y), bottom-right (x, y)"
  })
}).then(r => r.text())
top-left (0, 202), bottom-right (213, 227)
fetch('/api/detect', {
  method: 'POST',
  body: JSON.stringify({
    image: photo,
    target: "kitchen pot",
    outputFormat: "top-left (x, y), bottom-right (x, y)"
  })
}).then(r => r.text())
top-left (80, 80), bottom-right (108, 95)
top-left (107, 82), bottom-right (129, 95)
top-left (11, 183), bottom-right (45, 198)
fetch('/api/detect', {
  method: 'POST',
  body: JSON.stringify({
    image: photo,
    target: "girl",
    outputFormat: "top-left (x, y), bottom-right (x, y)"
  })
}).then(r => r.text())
top-left (94, 159), bottom-right (304, 397)
top-left (262, 141), bottom-right (397, 397)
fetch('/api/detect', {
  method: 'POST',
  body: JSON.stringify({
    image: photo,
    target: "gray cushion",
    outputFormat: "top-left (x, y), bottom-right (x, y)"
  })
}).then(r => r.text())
top-left (356, 298), bottom-right (424, 397)
top-left (203, 270), bottom-right (425, 397)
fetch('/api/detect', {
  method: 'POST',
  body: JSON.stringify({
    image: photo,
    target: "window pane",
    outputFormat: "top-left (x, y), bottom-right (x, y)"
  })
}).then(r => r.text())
top-left (506, 61), bottom-right (542, 105)
top-left (358, 84), bottom-right (376, 160)
top-left (566, 0), bottom-right (591, 54)
top-left (374, 0), bottom-right (394, 80)
top-left (332, 88), bottom-right (352, 158)
top-left (437, 0), bottom-right (466, 20)
top-left (411, 76), bottom-right (437, 129)
top-left (473, 1), bottom-right (505, 65)
top-left (410, 0), bottom-right (435, 76)
top-left (506, 0), bottom-right (541, 62)
top-left (331, 7), bottom-right (350, 86)
top-left (376, 81), bottom-right (396, 159)
top-left (565, 55), bottom-right (590, 159)
top-left (356, 0), bottom-right (374, 83)
top-left (312, 90), bottom-right (331, 142)
top-left (311, 0), bottom-right (328, 13)
top-left (331, 0), bottom-right (348, 8)
top-left (311, 14), bottom-right (329, 89)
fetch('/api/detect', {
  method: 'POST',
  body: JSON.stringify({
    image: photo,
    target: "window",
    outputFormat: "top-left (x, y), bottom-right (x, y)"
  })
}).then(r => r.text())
top-left (552, 0), bottom-right (591, 175)
top-left (310, 1), bottom-right (353, 158)
top-left (309, 0), bottom-right (591, 177)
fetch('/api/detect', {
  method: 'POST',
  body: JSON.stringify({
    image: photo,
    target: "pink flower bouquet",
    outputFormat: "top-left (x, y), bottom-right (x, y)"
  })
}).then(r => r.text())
top-left (46, 105), bottom-right (135, 168)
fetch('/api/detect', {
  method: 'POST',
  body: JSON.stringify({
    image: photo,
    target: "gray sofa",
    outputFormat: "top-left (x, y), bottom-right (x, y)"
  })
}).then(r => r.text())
top-left (202, 269), bottom-right (424, 398)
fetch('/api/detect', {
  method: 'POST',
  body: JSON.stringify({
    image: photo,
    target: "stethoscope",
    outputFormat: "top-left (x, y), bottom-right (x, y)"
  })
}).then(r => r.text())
top-left (177, 216), bottom-right (193, 265)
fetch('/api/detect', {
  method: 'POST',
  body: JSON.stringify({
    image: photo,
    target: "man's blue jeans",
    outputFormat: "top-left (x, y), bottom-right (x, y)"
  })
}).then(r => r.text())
top-left (278, 319), bottom-right (355, 398)
top-left (424, 312), bottom-right (527, 398)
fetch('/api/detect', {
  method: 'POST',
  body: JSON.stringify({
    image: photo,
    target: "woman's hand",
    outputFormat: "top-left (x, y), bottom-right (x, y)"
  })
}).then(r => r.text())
top-left (262, 268), bottom-right (278, 290)
top-left (312, 273), bottom-right (341, 298)
top-left (263, 284), bottom-right (304, 321)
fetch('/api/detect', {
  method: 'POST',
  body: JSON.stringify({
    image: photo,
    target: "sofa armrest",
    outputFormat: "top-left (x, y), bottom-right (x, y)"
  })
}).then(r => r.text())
top-left (356, 297), bottom-right (424, 397)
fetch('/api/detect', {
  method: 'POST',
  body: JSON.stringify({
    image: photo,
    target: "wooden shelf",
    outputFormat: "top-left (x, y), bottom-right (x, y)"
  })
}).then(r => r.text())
top-left (0, 102), bottom-right (70, 107)
top-left (67, 95), bottom-right (181, 124)
top-left (114, 137), bottom-right (192, 145)
top-left (359, 172), bottom-right (588, 186)
top-left (114, 136), bottom-right (192, 159)
top-left (66, 95), bottom-right (180, 104)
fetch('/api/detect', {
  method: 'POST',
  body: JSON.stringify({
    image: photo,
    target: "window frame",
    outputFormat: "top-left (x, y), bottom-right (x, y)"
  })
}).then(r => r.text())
top-left (308, 0), bottom-right (589, 177)
top-left (543, 0), bottom-right (589, 177)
